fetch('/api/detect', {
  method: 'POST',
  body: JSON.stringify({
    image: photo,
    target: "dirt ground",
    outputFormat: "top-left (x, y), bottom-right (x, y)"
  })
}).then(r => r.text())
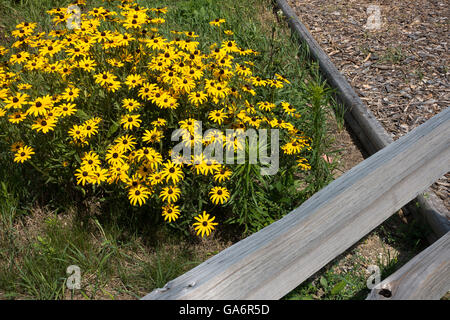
top-left (286, 0), bottom-right (449, 209)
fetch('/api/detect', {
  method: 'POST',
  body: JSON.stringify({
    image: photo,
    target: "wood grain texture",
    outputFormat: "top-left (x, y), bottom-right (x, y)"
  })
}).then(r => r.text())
top-left (142, 107), bottom-right (450, 300)
top-left (367, 231), bottom-right (450, 300)
top-left (274, 0), bottom-right (450, 238)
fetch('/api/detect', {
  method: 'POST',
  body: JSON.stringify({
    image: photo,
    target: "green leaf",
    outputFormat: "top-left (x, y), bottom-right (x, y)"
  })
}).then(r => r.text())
top-left (106, 121), bottom-right (119, 138)
top-left (319, 276), bottom-right (328, 288)
top-left (330, 280), bottom-right (347, 295)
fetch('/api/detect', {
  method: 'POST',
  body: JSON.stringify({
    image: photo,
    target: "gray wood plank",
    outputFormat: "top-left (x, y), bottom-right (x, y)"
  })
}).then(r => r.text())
top-left (367, 231), bottom-right (450, 300)
top-left (142, 107), bottom-right (450, 300)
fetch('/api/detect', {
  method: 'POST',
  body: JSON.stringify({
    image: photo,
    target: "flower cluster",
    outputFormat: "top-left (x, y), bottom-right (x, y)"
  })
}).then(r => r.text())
top-left (0, 0), bottom-right (311, 237)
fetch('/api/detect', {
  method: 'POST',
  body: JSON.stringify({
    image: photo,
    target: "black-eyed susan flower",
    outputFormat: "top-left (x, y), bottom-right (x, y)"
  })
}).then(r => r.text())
top-left (209, 186), bottom-right (230, 205)
top-left (188, 91), bottom-right (207, 106)
top-left (122, 98), bottom-right (141, 112)
top-left (14, 145), bottom-right (35, 163)
top-left (282, 139), bottom-right (307, 155)
top-left (125, 74), bottom-right (143, 88)
top-left (81, 151), bottom-right (101, 169)
top-left (151, 118), bottom-right (167, 127)
top-left (213, 167), bottom-right (232, 183)
top-left (121, 114), bottom-right (142, 130)
top-left (27, 95), bottom-right (53, 116)
top-left (193, 211), bottom-right (218, 237)
top-left (108, 163), bottom-right (130, 184)
top-left (208, 109), bottom-right (227, 125)
top-left (162, 204), bottom-right (180, 222)
top-left (149, 171), bottom-right (164, 186)
top-left (90, 167), bottom-right (109, 185)
top-left (78, 57), bottom-right (97, 72)
top-left (10, 141), bottom-right (25, 153)
top-left (138, 82), bottom-right (158, 100)
top-left (61, 87), bottom-right (80, 102)
top-left (32, 117), bottom-right (57, 133)
top-left (3, 92), bottom-right (29, 109)
top-left (128, 185), bottom-right (151, 206)
top-left (115, 134), bottom-right (137, 152)
top-left (142, 127), bottom-right (164, 144)
top-left (75, 166), bottom-right (94, 186)
top-left (257, 101), bottom-right (276, 112)
top-left (9, 51), bottom-right (30, 64)
top-left (82, 120), bottom-right (99, 138)
top-left (159, 185), bottom-right (181, 203)
top-left (209, 18), bottom-right (226, 27)
top-left (251, 76), bottom-right (267, 87)
top-left (105, 147), bottom-right (126, 166)
top-left (94, 71), bottom-right (117, 87)
top-left (8, 111), bottom-right (27, 124)
top-left (55, 103), bottom-right (77, 117)
top-left (161, 160), bottom-right (184, 184)
top-left (281, 102), bottom-right (296, 116)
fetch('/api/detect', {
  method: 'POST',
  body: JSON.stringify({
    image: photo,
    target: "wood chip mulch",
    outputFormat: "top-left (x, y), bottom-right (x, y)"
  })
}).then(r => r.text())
top-left (286, 0), bottom-right (449, 209)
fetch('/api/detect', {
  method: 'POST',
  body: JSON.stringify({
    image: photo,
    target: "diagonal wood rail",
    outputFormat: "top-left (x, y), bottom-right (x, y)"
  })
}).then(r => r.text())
top-left (143, 108), bottom-right (450, 300)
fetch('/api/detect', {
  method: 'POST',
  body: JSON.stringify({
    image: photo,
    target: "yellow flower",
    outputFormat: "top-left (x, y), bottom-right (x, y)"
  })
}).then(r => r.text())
top-left (14, 145), bottom-right (35, 163)
top-left (161, 161), bottom-right (184, 184)
top-left (209, 18), bottom-right (226, 27)
top-left (208, 109), bottom-right (227, 125)
top-left (209, 186), bottom-right (230, 205)
top-left (75, 166), bottom-right (94, 186)
top-left (125, 74), bottom-right (143, 88)
top-left (159, 185), bottom-right (181, 203)
top-left (121, 114), bottom-right (142, 130)
top-left (128, 185), bottom-right (151, 206)
top-left (162, 204), bottom-right (181, 222)
top-left (81, 151), bottom-right (101, 169)
top-left (31, 117), bottom-right (57, 133)
top-left (27, 95), bottom-right (53, 116)
top-left (3, 92), bottom-right (29, 110)
top-left (142, 128), bottom-right (164, 144)
top-left (188, 91), bottom-right (207, 106)
top-left (193, 211), bottom-right (218, 237)
top-left (55, 103), bottom-right (77, 117)
top-left (122, 98), bottom-right (141, 112)
top-left (296, 157), bottom-right (311, 171)
top-left (213, 167), bottom-right (232, 183)
top-left (61, 87), bottom-right (80, 102)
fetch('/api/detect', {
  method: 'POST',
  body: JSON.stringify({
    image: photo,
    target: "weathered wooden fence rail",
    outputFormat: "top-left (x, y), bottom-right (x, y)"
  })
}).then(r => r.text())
top-left (143, 107), bottom-right (450, 300)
